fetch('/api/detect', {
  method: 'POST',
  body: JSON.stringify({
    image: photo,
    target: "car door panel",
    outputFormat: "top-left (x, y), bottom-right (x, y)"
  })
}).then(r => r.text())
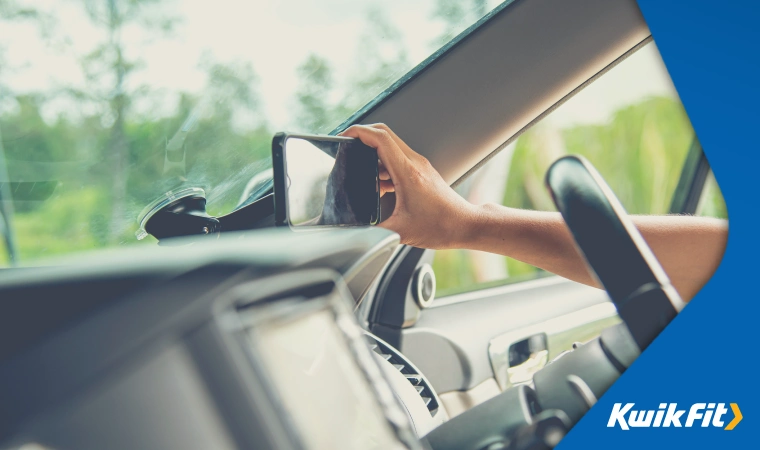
top-left (399, 277), bottom-right (614, 399)
top-left (437, 378), bottom-right (501, 419)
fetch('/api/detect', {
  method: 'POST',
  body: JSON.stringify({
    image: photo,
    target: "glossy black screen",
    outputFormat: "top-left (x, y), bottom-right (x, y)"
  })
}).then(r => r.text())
top-left (283, 136), bottom-right (379, 227)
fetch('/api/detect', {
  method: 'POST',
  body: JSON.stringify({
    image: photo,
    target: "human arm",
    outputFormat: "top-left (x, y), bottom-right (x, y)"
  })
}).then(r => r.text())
top-left (341, 124), bottom-right (728, 301)
top-left (463, 205), bottom-right (727, 301)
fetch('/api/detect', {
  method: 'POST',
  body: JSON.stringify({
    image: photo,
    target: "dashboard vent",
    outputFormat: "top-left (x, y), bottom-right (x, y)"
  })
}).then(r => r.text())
top-left (365, 335), bottom-right (440, 417)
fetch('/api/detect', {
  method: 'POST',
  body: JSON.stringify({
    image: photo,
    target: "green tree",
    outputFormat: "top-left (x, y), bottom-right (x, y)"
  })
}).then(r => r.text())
top-left (181, 59), bottom-right (272, 215)
top-left (343, 7), bottom-right (409, 111)
top-left (435, 96), bottom-right (706, 295)
top-left (71, 0), bottom-right (178, 241)
top-left (0, 0), bottom-right (51, 264)
top-left (294, 54), bottom-right (343, 133)
top-left (123, 57), bottom-right (271, 216)
top-left (293, 6), bottom-right (411, 133)
top-left (0, 1), bottom-right (275, 265)
top-left (430, 0), bottom-right (488, 47)
top-left (503, 97), bottom-right (694, 215)
top-left (0, 1), bottom-right (40, 87)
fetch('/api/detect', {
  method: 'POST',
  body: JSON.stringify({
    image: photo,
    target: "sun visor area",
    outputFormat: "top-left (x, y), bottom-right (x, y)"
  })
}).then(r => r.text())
top-left (361, 0), bottom-right (650, 185)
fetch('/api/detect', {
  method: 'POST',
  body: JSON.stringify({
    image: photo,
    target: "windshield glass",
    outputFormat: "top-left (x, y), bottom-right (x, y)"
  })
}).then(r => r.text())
top-left (0, 0), bottom-right (505, 265)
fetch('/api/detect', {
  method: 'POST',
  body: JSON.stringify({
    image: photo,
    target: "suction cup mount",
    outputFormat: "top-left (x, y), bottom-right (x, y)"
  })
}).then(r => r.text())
top-left (136, 188), bottom-right (221, 242)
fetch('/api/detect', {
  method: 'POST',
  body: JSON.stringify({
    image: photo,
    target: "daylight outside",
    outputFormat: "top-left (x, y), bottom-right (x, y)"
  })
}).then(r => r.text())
top-left (0, 0), bottom-right (725, 276)
top-left (0, 1), bottom-right (735, 449)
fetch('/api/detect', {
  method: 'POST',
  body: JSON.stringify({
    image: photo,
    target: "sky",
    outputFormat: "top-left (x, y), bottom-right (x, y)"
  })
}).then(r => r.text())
top-left (0, 0), bottom-right (679, 130)
top-left (1, 0), bottom-right (452, 127)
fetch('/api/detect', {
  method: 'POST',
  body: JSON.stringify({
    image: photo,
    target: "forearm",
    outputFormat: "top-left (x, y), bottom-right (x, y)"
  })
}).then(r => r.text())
top-left (342, 124), bottom-right (728, 302)
top-left (459, 204), bottom-right (728, 301)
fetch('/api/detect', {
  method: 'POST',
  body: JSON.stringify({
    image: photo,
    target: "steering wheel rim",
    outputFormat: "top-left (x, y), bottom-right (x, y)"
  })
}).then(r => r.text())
top-left (545, 155), bottom-right (686, 351)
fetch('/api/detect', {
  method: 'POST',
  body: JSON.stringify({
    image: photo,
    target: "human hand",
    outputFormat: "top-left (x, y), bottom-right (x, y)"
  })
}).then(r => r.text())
top-left (340, 124), bottom-right (478, 249)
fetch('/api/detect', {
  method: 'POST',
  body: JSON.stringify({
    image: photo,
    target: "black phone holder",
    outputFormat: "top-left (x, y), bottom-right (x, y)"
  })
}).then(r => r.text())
top-left (136, 188), bottom-right (276, 244)
top-left (136, 188), bottom-right (220, 242)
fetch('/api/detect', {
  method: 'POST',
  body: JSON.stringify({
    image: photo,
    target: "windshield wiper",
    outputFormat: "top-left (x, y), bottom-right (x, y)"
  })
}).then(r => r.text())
top-left (0, 126), bottom-right (18, 265)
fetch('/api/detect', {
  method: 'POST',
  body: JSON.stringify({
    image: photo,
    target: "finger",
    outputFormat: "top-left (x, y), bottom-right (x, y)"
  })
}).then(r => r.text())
top-left (342, 125), bottom-right (408, 181)
top-left (378, 159), bottom-right (390, 178)
top-left (379, 180), bottom-right (395, 197)
top-left (368, 123), bottom-right (419, 161)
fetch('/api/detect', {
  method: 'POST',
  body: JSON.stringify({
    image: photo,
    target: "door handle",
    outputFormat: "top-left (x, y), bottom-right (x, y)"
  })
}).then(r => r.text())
top-left (488, 303), bottom-right (621, 391)
top-left (506, 333), bottom-right (548, 386)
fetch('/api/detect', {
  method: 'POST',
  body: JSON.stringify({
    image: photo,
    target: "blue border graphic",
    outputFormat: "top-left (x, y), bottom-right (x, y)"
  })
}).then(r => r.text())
top-left (562, 1), bottom-right (758, 447)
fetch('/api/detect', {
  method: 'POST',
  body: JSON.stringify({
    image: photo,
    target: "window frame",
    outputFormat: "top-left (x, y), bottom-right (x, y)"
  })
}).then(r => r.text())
top-left (669, 139), bottom-right (711, 215)
top-left (433, 132), bottom-right (715, 299)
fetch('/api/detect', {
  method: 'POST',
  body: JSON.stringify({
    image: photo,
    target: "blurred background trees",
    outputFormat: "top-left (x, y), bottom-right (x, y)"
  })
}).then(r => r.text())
top-left (433, 96), bottom-right (728, 296)
top-left (0, 0), bottom-right (274, 262)
top-left (0, 0), bottom-right (726, 271)
top-left (430, 0), bottom-right (488, 46)
top-left (73, 0), bottom-right (179, 240)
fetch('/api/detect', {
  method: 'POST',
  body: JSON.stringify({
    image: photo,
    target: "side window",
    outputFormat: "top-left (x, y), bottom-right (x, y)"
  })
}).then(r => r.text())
top-left (433, 43), bottom-right (727, 297)
top-left (696, 172), bottom-right (727, 219)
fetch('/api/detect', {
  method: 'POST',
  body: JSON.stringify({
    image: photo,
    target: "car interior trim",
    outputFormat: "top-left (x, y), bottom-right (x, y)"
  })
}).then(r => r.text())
top-left (400, 280), bottom-right (610, 394)
top-left (488, 302), bottom-right (621, 391)
top-left (450, 35), bottom-right (652, 189)
top-left (330, 0), bottom-right (520, 135)
top-left (437, 378), bottom-right (502, 420)
top-left (430, 275), bottom-right (569, 308)
top-left (359, 0), bottom-right (652, 185)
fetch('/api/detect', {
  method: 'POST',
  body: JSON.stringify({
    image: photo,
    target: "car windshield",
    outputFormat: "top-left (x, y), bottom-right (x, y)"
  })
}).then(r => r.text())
top-left (0, 0), bottom-right (505, 266)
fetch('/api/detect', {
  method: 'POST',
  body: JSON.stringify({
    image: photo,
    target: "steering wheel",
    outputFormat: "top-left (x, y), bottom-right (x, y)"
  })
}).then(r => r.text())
top-left (545, 155), bottom-right (685, 351)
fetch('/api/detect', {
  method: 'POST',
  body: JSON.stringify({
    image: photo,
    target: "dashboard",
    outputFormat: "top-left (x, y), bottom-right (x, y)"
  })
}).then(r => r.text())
top-left (0, 226), bottom-right (625, 450)
top-left (0, 228), bottom-right (442, 450)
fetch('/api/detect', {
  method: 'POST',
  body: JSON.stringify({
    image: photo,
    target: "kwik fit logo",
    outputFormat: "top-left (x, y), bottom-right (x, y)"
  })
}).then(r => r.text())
top-left (607, 403), bottom-right (743, 430)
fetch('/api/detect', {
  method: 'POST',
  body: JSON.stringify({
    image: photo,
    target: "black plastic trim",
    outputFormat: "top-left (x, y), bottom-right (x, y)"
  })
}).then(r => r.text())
top-left (669, 138), bottom-right (711, 215)
top-left (369, 246), bottom-right (427, 348)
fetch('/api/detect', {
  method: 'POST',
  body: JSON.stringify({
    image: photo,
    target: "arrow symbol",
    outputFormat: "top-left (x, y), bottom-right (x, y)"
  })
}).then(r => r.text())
top-left (725, 403), bottom-right (742, 430)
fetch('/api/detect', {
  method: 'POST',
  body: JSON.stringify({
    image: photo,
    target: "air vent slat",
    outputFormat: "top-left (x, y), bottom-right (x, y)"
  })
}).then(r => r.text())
top-left (405, 375), bottom-right (422, 385)
top-left (365, 333), bottom-right (439, 417)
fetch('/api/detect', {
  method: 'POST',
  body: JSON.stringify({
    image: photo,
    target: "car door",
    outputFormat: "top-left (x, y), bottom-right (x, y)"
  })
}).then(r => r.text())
top-left (368, 41), bottom-right (728, 418)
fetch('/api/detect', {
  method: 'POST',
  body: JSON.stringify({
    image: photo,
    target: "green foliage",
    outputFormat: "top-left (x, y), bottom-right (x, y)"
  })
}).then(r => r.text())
top-left (503, 97), bottom-right (693, 214)
top-left (343, 7), bottom-right (409, 108)
top-left (0, 0), bottom-right (729, 281)
top-left (293, 6), bottom-right (411, 133)
top-left (698, 173), bottom-right (728, 219)
top-left (431, 249), bottom-right (477, 294)
top-left (0, 59), bottom-right (273, 266)
top-left (13, 187), bottom-right (108, 261)
top-left (430, 0), bottom-right (489, 46)
top-left (431, 249), bottom-right (551, 297)
top-left (294, 54), bottom-right (351, 133)
top-left (435, 97), bottom-right (726, 296)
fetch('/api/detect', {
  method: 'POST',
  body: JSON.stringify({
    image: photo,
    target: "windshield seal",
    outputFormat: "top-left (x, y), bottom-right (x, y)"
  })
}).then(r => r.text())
top-left (330, 0), bottom-right (518, 135)
top-left (246, 0), bottom-right (518, 206)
